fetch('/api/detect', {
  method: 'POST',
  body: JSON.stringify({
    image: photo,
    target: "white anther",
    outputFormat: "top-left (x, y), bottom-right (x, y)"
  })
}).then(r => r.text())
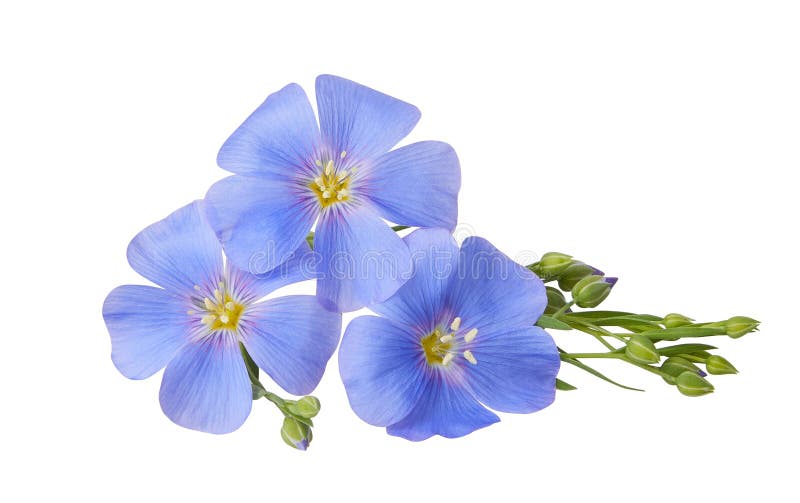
top-left (464, 328), bottom-right (478, 343)
top-left (203, 298), bottom-right (214, 310)
top-left (315, 159), bottom-right (322, 167)
top-left (322, 190), bottom-right (331, 199)
top-left (463, 350), bottom-right (477, 365)
top-left (213, 289), bottom-right (223, 302)
top-left (442, 353), bottom-right (455, 366)
top-left (193, 285), bottom-right (201, 291)
top-left (337, 193), bottom-right (344, 201)
top-left (340, 151), bottom-right (347, 158)
top-left (338, 189), bottom-right (349, 197)
top-left (219, 314), bottom-right (230, 324)
top-left (315, 176), bottom-right (324, 188)
top-left (439, 334), bottom-right (454, 343)
top-left (187, 310), bottom-right (196, 315)
top-left (201, 314), bottom-right (216, 325)
top-left (325, 160), bottom-right (334, 175)
top-left (225, 302), bottom-right (235, 310)
top-left (450, 317), bottom-right (462, 331)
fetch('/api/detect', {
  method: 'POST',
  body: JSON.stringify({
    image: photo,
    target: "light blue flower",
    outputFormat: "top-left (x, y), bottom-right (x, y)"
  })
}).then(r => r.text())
top-left (205, 75), bottom-right (461, 312)
top-left (102, 201), bottom-right (341, 434)
top-left (339, 228), bottom-right (560, 440)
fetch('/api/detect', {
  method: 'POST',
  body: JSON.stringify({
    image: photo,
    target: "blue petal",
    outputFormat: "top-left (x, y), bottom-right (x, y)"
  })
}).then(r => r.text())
top-left (314, 204), bottom-right (412, 312)
top-left (447, 236), bottom-right (547, 337)
top-left (339, 315), bottom-right (426, 427)
top-left (240, 296), bottom-right (341, 396)
top-left (370, 228), bottom-right (458, 332)
top-left (127, 200), bottom-right (222, 294)
top-left (466, 326), bottom-right (560, 414)
top-left (205, 175), bottom-right (318, 275)
top-left (386, 372), bottom-right (499, 441)
top-left (217, 83), bottom-right (320, 179)
top-left (231, 241), bottom-right (317, 303)
top-left (159, 332), bottom-right (252, 434)
top-left (315, 75), bottom-right (420, 162)
top-left (366, 141), bottom-right (460, 230)
top-left (103, 285), bottom-right (188, 379)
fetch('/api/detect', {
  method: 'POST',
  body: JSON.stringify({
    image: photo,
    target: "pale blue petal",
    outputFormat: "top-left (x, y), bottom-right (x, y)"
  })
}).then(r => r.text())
top-left (315, 75), bottom-right (420, 162)
top-left (230, 241), bottom-right (317, 303)
top-left (314, 204), bottom-right (412, 312)
top-left (159, 332), bottom-right (252, 434)
top-left (127, 200), bottom-right (222, 294)
top-left (370, 228), bottom-right (458, 332)
top-left (386, 373), bottom-right (499, 441)
top-left (339, 316), bottom-right (426, 427)
top-left (217, 83), bottom-right (320, 179)
top-left (466, 326), bottom-right (560, 414)
top-left (366, 141), bottom-right (460, 230)
top-left (240, 296), bottom-right (341, 396)
top-left (447, 236), bottom-right (547, 337)
top-left (103, 285), bottom-right (188, 379)
top-left (205, 175), bottom-right (318, 275)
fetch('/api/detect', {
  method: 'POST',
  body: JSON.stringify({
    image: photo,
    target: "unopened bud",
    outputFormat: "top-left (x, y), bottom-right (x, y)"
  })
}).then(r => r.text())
top-left (660, 356), bottom-right (705, 384)
top-left (285, 396), bottom-right (321, 419)
top-left (544, 286), bottom-right (568, 315)
top-left (625, 334), bottom-right (660, 364)
top-left (557, 262), bottom-right (604, 291)
top-left (281, 417), bottom-right (312, 451)
top-left (538, 252), bottom-right (573, 277)
top-left (725, 316), bottom-right (759, 339)
top-left (662, 313), bottom-right (694, 329)
top-left (676, 371), bottom-right (714, 397)
top-left (572, 275), bottom-right (617, 308)
top-left (705, 355), bottom-right (738, 375)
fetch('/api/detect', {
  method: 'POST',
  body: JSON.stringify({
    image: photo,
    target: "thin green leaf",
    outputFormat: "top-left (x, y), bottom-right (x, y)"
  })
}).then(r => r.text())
top-left (556, 378), bottom-right (578, 391)
top-left (639, 326), bottom-right (727, 341)
top-left (657, 343), bottom-right (718, 357)
top-left (537, 315), bottom-right (573, 330)
top-left (562, 357), bottom-right (644, 392)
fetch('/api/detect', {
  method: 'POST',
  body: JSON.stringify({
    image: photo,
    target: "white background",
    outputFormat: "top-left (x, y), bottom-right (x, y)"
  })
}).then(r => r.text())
top-left (2, 1), bottom-right (797, 501)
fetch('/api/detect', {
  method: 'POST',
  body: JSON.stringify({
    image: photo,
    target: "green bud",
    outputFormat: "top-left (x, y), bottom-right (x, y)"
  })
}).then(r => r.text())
top-left (557, 262), bottom-right (595, 291)
top-left (281, 417), bottom-right (312, 451)
top-left (660, 356), bottom-right (703, 384)
top-left (725, 316), bottom-right (760, 339)
top-left (625, 334), bottom-right (660, 364)
top-left (571, 275), bottom-right (616, 308)
top-left (538, 252), bottom-right (573, 277)
top-left (544, 286), bottom-right (568, 315)
top-left (662, 313), bottom-right (694, 329)
top-left (285, 396), bottom-right (321, 419)
top-left (705, 355), bottom-right (738, 375)
top-left (676, 371), bottom-right (714, 397)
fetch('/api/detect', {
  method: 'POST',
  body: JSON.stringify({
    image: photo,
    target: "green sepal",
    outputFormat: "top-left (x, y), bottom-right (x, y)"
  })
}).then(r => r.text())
top-left (391, 225), bottom-right (410, 232)
top-left (580, 315), bottom-right (663, 332)
top-left (537, 315), bottom-right (572, 330)
top-left (556, 378), bottom-right (577, 391)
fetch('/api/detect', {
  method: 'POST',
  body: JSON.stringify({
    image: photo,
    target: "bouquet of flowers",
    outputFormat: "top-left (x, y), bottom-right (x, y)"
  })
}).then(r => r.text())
top-left (103, 75), bottom-right (760, 448)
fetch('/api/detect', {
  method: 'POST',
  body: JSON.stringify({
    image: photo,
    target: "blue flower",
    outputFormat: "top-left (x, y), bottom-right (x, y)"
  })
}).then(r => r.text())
top-left (338, 228), bottom-right (560, 440)
top-left (205, 75), bottom-right (461, 312)
top-left (102, 201), bottom-right (341, 434)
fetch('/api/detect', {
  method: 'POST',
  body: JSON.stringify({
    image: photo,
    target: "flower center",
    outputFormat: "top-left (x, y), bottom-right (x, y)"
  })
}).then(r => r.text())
top-left (420, 316), bottom-right (478, 367)
top-left (308, 151), bottom-right (354, 208)
top-left (189, 281), bottom-right (245, 332)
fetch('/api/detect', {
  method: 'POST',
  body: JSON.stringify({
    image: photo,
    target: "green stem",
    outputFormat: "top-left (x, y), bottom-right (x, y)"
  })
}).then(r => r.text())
top-left (551, 301), bottom-right (575, 319)
top-left (560, 352), bottom-right (622, 359)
